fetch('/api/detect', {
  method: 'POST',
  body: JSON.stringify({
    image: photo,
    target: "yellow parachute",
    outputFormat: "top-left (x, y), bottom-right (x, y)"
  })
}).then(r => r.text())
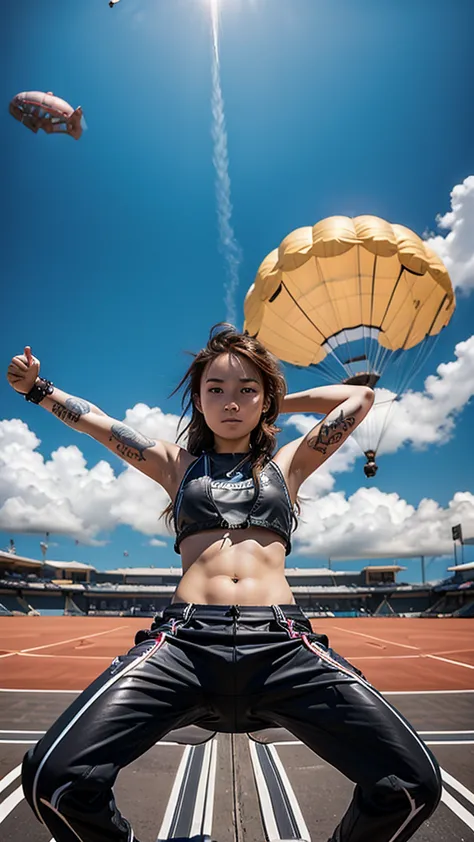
top-left (244, 215), bottom-right (455, 476)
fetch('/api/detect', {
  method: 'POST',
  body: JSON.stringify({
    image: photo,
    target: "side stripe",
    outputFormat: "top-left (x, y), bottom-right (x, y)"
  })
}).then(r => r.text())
top-left (301, 635), bottom-right (439, 777)
top-left (32, 634), bottom-right (166, 823)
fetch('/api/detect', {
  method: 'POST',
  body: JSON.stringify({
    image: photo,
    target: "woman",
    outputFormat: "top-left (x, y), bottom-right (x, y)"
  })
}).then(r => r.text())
top-left (7, 325), bottom-right (441, 842)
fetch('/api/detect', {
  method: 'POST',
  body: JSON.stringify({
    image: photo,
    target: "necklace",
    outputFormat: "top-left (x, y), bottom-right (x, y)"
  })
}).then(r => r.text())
top-left (209, 451), bottom-right (252, 479)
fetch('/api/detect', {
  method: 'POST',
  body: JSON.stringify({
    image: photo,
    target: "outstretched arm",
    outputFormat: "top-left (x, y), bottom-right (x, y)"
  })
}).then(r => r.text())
top-left (6, 346), bottom-right (181, 495)
top-left (275, 384), bottom-right (375, 494)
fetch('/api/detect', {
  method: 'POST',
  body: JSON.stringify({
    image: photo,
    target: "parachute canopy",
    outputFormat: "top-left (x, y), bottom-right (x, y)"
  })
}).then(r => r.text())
top-left (244, 215), bottom-right (455, 468)
top-left (9, 91), bottom-right (83, 140)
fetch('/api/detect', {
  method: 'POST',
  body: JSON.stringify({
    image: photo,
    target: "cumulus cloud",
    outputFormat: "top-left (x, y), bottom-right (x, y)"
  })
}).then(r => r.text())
top-left (285, 335), bottom-right (474, 465)
top-left (0, 405), bottom-right (181, 544)
top-left (426, 175), bottom-right (474, 293)
top-left (294, 487), bottom-right (474, 559)
top-left (359, 335), bottom-right (474, 454)
top-left (148, 538), bottom-right (167, 547)
top-left (2, 331), bottom-right (473, 555)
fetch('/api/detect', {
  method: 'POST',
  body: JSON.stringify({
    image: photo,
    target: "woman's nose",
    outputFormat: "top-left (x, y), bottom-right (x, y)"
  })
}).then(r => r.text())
top-left (225, 400), bottom-right (239, 411)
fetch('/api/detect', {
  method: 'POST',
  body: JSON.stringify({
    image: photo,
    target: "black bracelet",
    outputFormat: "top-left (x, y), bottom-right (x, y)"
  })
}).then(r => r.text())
top-left (24, 379), bottom-right (55, 404)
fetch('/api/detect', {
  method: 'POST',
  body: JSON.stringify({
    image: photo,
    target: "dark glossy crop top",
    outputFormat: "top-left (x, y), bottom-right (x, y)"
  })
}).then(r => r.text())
top-left (173, 451), bottom-right (296, 555)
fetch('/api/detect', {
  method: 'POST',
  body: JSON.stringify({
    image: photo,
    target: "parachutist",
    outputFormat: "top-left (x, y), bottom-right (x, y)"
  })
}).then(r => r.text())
top-left (364, 450), bottom-right (378, 478)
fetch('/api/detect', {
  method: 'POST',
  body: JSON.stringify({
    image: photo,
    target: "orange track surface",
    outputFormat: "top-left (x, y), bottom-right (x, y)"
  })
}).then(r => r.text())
top-left (0, 616), bottom-right (473, 692)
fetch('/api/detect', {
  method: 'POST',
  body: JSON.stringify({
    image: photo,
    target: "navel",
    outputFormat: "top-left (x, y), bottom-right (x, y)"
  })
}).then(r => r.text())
top-left (231, 576), bottom-right (239, 583)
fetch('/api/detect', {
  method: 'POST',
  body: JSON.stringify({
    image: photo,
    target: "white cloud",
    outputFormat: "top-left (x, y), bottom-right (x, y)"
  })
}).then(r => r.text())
top-left (295, 487), bottom-right (474, 559)
top-left (426, 175), bottom-right (474, 293)
top-left (148, 538), bottom-right (167, 547)
top-left (357, 335), bottom-right (474, 454)
top-left (0, 405), bottom-right (180, 544)
top-left (285, 335), bottom-right (474, 469)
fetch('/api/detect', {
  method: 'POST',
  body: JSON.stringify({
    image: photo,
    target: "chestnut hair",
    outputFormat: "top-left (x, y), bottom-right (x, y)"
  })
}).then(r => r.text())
top-left (161, 323), bottom-right (287, 528)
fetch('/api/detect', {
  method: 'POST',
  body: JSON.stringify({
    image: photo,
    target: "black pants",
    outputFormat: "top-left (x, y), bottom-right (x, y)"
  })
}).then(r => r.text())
top-left (22, 603), bottom-right (441, 842)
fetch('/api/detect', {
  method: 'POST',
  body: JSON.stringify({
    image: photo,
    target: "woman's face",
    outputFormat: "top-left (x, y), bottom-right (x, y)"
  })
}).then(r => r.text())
top-left (195, 352), bottom-right (268, 449)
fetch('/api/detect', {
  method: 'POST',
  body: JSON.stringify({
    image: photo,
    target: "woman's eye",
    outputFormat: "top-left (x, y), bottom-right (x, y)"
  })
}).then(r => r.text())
top-left (241, 387), bottom-right (256, 393)
top-left (208, 388), bottom-right (222, 394)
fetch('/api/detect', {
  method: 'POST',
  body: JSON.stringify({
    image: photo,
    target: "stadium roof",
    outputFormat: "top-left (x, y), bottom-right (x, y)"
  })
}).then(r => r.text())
top-left (104, 566), bottom-right (359, 578)
top-left (0, 550), bottom-right (41, 568)
top-left (362, 565), bottom-right (407, 572)
top-left (45, 561), bottom-right (96, 572)
top-left (448, 561), bottom-right (474, 571)
top-left (104, 567), bottom-right (182, 576)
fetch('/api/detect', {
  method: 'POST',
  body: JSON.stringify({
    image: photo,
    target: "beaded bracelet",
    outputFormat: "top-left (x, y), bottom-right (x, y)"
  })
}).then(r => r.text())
top-left (24, 379), bottom-right (55, 404)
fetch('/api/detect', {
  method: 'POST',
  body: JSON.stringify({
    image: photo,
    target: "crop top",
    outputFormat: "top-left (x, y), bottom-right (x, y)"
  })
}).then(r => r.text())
top-left (173, 451), bottom-right (296, 555)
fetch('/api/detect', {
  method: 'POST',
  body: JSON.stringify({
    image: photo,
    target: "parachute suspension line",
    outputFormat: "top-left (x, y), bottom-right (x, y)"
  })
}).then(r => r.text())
top-left (399, 332), bottom-right (443, 400)
top-left (210, 0), bottom-right (242, 324)
top-left (372, 396), bottom-right (397, 453)
top-left (280, 276), bottom-right (327, 343)
top-left (392, 289), bottom-right (450, 396)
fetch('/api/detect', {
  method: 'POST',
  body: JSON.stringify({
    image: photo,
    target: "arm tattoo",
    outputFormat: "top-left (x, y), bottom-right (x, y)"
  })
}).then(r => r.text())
top-left (307, 409), bottom-right (356, 454)
top-left (52, 398), bottom-right (91, 425)
top-left (109, 423), bottom-right (156, 462)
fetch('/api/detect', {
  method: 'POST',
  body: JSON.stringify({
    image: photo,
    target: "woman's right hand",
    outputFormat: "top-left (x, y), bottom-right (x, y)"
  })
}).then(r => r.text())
top-left (6, 346), bottom-right (41, 394)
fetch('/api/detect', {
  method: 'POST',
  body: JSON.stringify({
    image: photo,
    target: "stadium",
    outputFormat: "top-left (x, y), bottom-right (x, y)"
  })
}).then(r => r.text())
top-left (1, 548), bottom-right (473, 620)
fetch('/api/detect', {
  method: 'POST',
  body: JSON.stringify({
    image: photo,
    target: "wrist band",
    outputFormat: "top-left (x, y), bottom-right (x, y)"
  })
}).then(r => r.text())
top-left (24, 379), bottom-right (55, 404)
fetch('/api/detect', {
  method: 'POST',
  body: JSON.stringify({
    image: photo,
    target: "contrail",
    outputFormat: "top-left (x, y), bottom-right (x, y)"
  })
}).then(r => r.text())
top-left (210, 0), bottom-right (242, 325)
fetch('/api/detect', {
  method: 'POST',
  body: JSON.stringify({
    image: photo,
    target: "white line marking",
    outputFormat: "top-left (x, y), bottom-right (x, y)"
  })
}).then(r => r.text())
top-left (156, 745), bottom-right (192, 839)
top-left (0, 764), bottom-right (22, 795)
top-left (425, 653), bottom-right (474, 671)
top-left (269, 744), bottom-right (311, 840)
top-left (0, 785), bottom-right (24, 823)
top-left (18, 653), bottom-right (111, 661)
top-left (0, 730), bottom-right (46, 734)
top-left (202, 738), bottom-right (218, 837)
top-left (353, 655), bottom-right (420, 661)
top-left (17, 625), bottom-right (125, 655)
top-left (190, 739), bottom-right (217, 836)
top-left (383, 689), bottom-right (474, 695)
top-left (248, 740), bottom-right (280, 842)
top-left (0, 689), bottom-right (80, 693)
top-left (271, 739), bottom-right (474, 747)
top-left (418, 731), bottom-right (474, 734)
top-left (441, 768), bottom-right (474, 806)
top-left (331, 626), bottom-right (420, 651)
top-left (441, 788), bottom-right (474, 832)
top-left (0, 740), bottom-right (38, 745)
top-left (434, 648), bottom-right (474, 656)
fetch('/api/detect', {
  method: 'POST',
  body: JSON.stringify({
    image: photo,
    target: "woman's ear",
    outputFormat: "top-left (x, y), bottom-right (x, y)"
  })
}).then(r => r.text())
top-left (193, 393), bottom-right (203, 413)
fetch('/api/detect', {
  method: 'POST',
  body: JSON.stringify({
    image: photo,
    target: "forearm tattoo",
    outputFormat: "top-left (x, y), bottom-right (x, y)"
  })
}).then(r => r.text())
top-left (109, 424), bottom-right (156, 462)
top-left (52, 398), bottom-right (91, 426)
top-left (307, 409), bottom-right (356, 455)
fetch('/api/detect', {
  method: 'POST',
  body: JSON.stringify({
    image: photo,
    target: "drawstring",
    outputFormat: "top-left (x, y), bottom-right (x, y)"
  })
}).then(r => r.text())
top-left (271, 604), bottom-right (302, 639)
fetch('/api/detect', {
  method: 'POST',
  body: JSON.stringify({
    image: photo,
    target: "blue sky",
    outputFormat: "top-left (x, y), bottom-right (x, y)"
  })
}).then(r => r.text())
top-left (1, 0), bottom-right (474, 582)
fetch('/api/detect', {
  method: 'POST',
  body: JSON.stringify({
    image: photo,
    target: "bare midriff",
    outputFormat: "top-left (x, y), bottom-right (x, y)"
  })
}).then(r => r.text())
top-left (171, 527), bottom-right (295, 606)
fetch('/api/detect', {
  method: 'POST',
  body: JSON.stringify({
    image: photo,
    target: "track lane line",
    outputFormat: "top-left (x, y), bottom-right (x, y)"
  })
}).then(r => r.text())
top-left (0, 764), bottom-right (22, 794)
top-left (331, 626), bottom-right (420, 650)
top-left (441, 789), bottom-right (474, 832)
top-left (0, 785), bottom-right (23, 823)
top-left (441, 769), bottom-right (474, 807)
top-left (0, 624), bottom-right (125, 659)
top-left (425, 654), bottom-right (474, 671)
